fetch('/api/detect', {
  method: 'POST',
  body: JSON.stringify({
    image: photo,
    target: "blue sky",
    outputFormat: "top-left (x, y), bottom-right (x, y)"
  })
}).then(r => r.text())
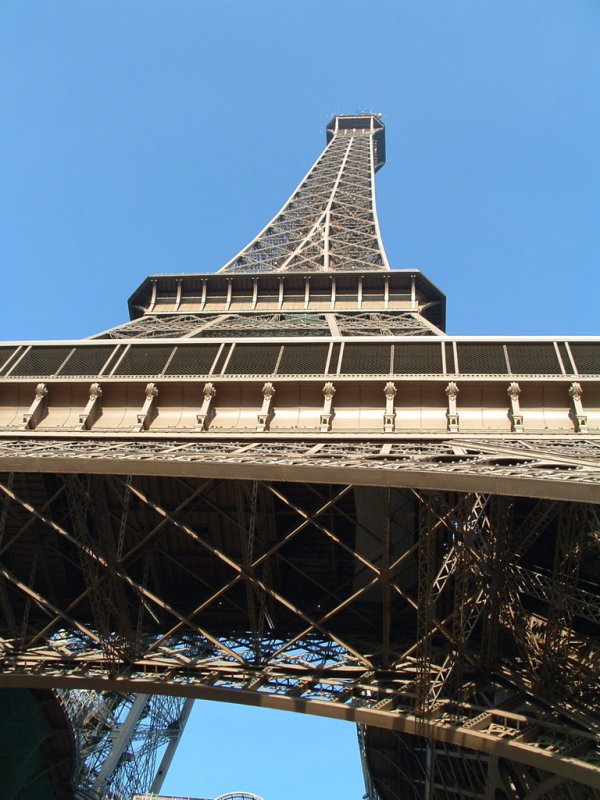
top-left (1, 1), bottom-right (599, 797)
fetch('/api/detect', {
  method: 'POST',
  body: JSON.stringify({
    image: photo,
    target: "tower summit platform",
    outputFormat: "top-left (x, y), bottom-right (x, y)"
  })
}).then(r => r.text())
top-left (325, 114), bottom-right (386, 169)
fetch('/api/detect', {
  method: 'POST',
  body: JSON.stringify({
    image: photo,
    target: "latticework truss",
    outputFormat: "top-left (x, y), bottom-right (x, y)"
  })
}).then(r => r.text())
top-left (219, 115), bottom-right (389, 273)
top-left (60, 689), bottom-right (191, 800)
top-left (96, 312), bottom-right (439, 340)
top-left (0, 114), bottom-right (599, 800)
top-left (0, 473), bottom-right (598, 797)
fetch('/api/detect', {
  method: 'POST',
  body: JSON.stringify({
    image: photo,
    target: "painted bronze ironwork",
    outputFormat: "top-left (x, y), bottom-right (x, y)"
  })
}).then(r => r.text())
top-left (0, 115), bottom-right (599, 799)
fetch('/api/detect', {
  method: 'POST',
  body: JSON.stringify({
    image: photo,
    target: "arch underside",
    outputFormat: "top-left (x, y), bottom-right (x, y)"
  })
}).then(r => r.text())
top-left (0, 434), bottom-right (599, 502)
top-left (0, 457), bottom-right (599, 796)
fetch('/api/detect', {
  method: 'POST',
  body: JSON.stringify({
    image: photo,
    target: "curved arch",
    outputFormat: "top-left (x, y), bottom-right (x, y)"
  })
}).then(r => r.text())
top-left (0, 437), bottom-right (598, 502)
top-left (1, 673), bottom-right (599, 790)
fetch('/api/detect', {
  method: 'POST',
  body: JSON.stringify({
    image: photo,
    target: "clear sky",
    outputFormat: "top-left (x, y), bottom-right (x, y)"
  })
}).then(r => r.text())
top-left (1, 1), bottom-right (599, 798)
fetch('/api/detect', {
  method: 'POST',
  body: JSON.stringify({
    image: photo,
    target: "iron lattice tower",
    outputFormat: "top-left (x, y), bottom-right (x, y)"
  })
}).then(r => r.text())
top-left (61, 690), bottom-right (193, 798)
top-left (0, 114), bottom-right (599, 800)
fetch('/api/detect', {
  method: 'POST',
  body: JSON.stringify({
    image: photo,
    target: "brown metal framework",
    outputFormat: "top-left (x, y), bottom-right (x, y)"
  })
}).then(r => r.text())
top-left (0, 115), bottom-right (599, 800)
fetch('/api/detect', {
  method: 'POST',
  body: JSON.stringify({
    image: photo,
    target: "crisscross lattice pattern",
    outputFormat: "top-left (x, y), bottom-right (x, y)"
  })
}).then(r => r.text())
top-left (220, 122), bottom-right (389, 273)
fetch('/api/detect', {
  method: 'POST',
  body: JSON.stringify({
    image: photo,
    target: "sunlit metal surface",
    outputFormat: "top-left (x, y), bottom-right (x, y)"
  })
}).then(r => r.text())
top-left (0, 115), bottom-right (598, 799)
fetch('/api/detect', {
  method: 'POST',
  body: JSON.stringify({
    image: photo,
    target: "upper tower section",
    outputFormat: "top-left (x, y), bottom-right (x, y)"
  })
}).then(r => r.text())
top-left (325, 113), bottom-right (386, 169)
top-left (219, 114), bottom-right (390, 274)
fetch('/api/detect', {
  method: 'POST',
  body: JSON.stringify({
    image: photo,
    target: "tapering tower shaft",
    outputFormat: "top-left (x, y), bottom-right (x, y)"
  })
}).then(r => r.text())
top-left (220, 114), bottom-right (390, 273)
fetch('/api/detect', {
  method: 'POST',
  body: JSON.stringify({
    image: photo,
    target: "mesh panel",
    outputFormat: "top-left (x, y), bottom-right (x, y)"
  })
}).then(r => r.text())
top-left (58, 346), bottom-right (114, 376)
top-left (0, 347), bottom-right (18, 374)
top-left (341, 343), bottom-right (391, 374)
top-left (278, 344), bottom-right (329, 374)
top-left (568, 343), bottom-right (600, 375)
top-left (394, 343), bottom-right (443, 374)
top-left (444, 342), bottom-right (456, 373)
top-left (165, 345), bottom-right (220, 376)
top-left (10, 346), bottom-right (73, 377)
top-left (506, 343), bottom-right (560, 374)
top-left (225, 344), bottom-right (281, 375)
top-left (114, 345), bottom-right (175, 376)
top-left (457, 343), bottom-right (507, 374)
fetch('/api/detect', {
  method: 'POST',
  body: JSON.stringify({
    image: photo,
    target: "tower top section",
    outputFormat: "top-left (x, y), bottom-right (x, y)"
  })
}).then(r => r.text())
top-left (326, 113), bottom-right (386, 170)
top-left (219, 113), bottom-right (390, 274)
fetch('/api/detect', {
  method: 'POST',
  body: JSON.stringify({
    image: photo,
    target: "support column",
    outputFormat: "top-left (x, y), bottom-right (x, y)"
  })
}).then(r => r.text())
top-left (148, 279), bottom-right (158, 312)
top-left (91, 694), bottom-right (151, 797)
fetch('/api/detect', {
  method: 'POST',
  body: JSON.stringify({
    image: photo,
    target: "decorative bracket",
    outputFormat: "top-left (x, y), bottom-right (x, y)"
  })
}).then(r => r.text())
top-left (383, 381), bottom-right (397, 432)
top-left (320, 382), bottom-right (336, 432)
top-left (196, 383), bottom-right (216, 431)
top-left (22, 383), bottom-right (48, 430)
top-left (445, 382), bottom-right (459, 433)
top-left (569, 382), bottom-right (588, 433)
top-left (134, 383), bottom-right (158, 432)
top-left (257, 382), bottom-right (276, 432)
top-left (79, 383), bottom-right (103, 430)
top-left (507, 382), bottom-right (523, 432)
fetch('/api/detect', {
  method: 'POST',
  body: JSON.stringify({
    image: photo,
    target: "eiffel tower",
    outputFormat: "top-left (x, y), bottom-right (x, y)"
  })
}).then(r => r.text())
top-left (0, 114), bottom-right (599, 799)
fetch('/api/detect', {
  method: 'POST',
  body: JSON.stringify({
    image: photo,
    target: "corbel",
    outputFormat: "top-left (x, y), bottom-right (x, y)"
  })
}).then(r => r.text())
top-left (79, 383), bottom-right (103, 430)
top-left (569, 382), bottom-right (588, 433)
top-left (134, 383), bottom-right (158, 432)
top-left (257, 382), bottom-right (276, 432)
top-left (320, 382), bottom-right (336, 432)
top-left (445, 382), bottom-right (459, 433)
top-left (507, 382), bottom-right (523, 432)
top-left (383, 381), bottom-right (397, 432)
top-left (22, 383), bottom-right (48, 430)
top-left (196, 382), bottom-right (216, 431)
